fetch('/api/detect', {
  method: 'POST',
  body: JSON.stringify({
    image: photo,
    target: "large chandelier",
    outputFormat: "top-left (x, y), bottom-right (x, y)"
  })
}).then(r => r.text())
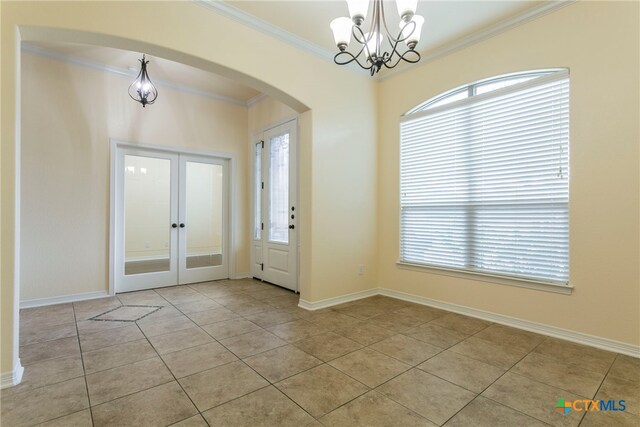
top-left (128, 55), bottom-right (158, 107)
top-left (330, 0), bottom-right (424, 76)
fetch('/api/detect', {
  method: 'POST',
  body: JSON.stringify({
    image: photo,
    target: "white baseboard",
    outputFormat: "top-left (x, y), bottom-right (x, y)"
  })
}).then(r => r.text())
top-left (20, 291), bottom-right (110, 309)
top-left (0, 359), bottom-right (24, 389)
top-left (379, 288), bottom-right (640, 358)
top-left (298, 288), bottom-right (379, 311)
top-left (232, 272), bottom-right (251, 280)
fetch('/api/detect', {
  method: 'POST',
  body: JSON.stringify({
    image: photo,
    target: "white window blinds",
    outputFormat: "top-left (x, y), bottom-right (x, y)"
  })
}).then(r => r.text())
top-left (400, 71), bottom-right (569, 284)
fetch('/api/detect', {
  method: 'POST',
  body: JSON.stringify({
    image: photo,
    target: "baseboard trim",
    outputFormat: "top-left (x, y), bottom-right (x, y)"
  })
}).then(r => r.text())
top-left (379, 288), bottom-right (640, 358)
top-left (232, 272), bottom-right (251, 280)
top-left (298, 288), bottom-right (379, 311)
top-left (0, 359), bottom-right (24, 389)
top-left (20, 291), bottom-right (110, 309)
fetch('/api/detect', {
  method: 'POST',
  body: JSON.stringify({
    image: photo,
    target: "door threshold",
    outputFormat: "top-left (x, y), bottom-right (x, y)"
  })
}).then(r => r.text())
top-left (253, 277), bottom-right (298, 294)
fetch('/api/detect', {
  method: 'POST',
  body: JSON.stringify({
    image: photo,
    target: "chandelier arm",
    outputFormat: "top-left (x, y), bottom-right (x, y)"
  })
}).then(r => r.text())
top-left (351, 24), bottom-right (378, 63)
top-left (374, 0), bottom-right (382, 57)
top-left (352, 23), bottom-right (367, 45)
top-left (333, 51), bottom-right (375, 71)
top-left (380, 0), bottom-right (395, 42)
top-left (128, 69), bottom-right (144, 101)
top-left (382, 49), bottom-right (421, 69)
top-left (382, 36), bottom-right (402, 68)
top-left (144, 74), bottom-right (159, 104)
top-left (392, 20), bottom-right (416, 44)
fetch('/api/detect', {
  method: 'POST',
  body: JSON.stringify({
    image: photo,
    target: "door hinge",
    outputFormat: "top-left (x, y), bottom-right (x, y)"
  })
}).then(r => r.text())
top-left (260, 263), bottom-right (264, 271)
top-left (261, 140), bottom-right (264, 148)
top-left (261, 182), bottom-right (264, 189)
top-left (261, 222), bottom-right (264, 230)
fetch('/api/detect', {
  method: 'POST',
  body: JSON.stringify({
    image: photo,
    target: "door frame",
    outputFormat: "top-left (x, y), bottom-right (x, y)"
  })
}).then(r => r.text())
top-left (250, 118), bottom-right (300, 292)
top-left (109, 139), bottom-right (237, 295)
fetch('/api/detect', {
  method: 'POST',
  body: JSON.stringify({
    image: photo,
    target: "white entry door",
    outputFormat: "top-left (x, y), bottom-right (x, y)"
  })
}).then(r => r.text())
top-left (114, 145), bottom-right (230, 292)
top-left (251, 120), bottom-right (298, 291)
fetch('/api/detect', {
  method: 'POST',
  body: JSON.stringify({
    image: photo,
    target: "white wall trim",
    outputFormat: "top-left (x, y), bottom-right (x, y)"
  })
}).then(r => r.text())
top-left (0, 359), bottom-right (24, 389)
top-left (195, 0), bottom-right (335, 61)
top-left (298, 288), bottom-right (379, 311)
top-left (247, 93), bottom-right (268, 107)
top-left (232, 272), bottom-right (251, 279)
top-left (378, 288), bottom-right (640, 358)
top-left (297, 285), bottom-right (638, 357)
top-left (21, 43), bottom-right (252, 107)
top-left (380, 1), bottom-right (575, 80)
top-left (20, 291), bottom-right (110, 309)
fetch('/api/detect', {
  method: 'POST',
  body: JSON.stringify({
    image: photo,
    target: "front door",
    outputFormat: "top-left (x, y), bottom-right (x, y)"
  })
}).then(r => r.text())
top-left (251, 120), bottom-right (298, 291)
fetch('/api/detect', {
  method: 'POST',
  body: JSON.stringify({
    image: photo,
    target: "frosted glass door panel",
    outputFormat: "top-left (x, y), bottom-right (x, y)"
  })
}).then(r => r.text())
top-left (185, 161), bottom-right (223, 269)
top-left (269, 133), bottom-right (289, 244)
top-left (124, 155), bottom-right (171, 275)
top-left (254, 142), bottom-right (262, 240)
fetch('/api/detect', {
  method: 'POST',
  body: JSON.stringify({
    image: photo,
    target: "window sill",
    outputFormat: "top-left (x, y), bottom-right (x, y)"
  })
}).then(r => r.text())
top-left (396, 261), bottom-right (573, 295)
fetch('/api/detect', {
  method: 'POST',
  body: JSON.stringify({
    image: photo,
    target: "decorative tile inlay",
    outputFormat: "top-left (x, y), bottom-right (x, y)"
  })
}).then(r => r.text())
top-left (89, 305), bottom-right (162, 322)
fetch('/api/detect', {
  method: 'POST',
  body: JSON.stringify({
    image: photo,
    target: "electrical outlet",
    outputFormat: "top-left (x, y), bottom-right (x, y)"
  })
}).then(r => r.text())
top-left (358, 264), bottom-right (365, 275)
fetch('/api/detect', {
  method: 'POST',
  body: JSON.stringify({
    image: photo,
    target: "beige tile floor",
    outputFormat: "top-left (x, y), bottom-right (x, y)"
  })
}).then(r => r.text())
top-left (1, 279), bottom-right (638, 426)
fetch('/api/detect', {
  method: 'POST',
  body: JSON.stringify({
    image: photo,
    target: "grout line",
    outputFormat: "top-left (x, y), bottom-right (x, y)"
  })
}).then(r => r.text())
top-left (461, 338), bottom-right (559, 426)
top-left (72, 301), bottom-right (96, 427)
top-left (576, 354), bottom-right (618, 426)
top-left (31, 409), bottom-right (93, 426)
top-left (134, 311), bottom-right (205, 425)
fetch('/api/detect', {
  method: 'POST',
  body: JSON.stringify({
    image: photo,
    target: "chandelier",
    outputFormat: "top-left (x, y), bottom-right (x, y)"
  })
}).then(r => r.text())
top-left (330, 0), bottom-right (424, 76)
top-left (128, 55), bottom-right (158, 107)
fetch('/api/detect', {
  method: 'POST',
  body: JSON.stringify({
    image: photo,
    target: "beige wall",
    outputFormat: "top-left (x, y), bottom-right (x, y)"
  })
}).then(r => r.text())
top-left (377, 1), bottom-right (640, 345)
top-left (20, 52), bottom-right (248, 301)
top-left (1, 1), bottom-right (378, 377)
top-left (248, 96), bottom-right (297, 135)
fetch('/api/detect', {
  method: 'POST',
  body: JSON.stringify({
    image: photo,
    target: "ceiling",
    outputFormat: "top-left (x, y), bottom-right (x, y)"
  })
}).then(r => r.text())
top-left (22, 0), bottom-right (555, 103)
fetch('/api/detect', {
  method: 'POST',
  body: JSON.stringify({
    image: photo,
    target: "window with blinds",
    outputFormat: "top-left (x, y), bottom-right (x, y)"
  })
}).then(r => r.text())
top-left (400, 70), bottom-right (569, 285)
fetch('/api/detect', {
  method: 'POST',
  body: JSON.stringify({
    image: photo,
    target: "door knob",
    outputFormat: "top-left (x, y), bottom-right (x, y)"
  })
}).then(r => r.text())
top-left (171, 223), bottom-right (178, 228)
top-left (289, 224), bottom-right (295, 230)
top-left (179, 223), bottom-right (186, 228)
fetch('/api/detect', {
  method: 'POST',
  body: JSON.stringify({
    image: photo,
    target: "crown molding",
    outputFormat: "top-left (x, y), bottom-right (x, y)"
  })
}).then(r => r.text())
top-left (194, 0), bottom-right (369, 77)
top-left (247, 93), bottom-right (268, 107)
top-left (195, 0), bottom-right (335, 61)
top-left (21, 43), bottom-right (253, 107)
top-left (379, 0), bottom-right (576, 81)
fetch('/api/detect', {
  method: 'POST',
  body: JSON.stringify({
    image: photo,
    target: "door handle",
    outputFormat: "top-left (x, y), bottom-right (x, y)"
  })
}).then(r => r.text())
top-left (179, 223), bottom-right (185, 228)
top-left (289, 224), bottom-right (295, 230)
top-left (171, 223), bottom-right (178, 228)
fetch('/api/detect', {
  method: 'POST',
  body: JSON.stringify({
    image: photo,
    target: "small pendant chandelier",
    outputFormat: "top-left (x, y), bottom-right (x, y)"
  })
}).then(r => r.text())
top-left (330, 0), bottom-right (424, 76)
top-left (128, 54), bottom-right (158, 107)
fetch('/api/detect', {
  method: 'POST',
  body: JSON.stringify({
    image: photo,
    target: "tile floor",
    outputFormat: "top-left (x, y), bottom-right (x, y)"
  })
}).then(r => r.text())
top-left (1, 279), bottom-right (638, 426)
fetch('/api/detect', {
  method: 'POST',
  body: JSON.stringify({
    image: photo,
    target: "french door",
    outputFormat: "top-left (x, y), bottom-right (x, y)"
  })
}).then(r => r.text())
top-left (251, 120), bottom-right (298, 292)
top-left (114, 145), bottom-right (229, 292)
